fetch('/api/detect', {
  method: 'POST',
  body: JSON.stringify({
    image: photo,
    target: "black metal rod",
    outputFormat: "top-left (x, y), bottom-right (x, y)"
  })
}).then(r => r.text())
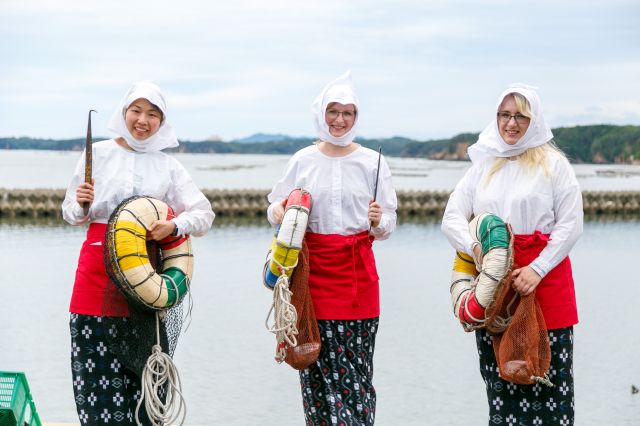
top-left (373, 146), bottom-right (382, 202)
top-left (369, 146), bottom-right (383, 231)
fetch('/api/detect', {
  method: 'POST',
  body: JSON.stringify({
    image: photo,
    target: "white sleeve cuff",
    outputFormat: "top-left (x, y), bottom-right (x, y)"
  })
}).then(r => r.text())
top-left (73, 202), bottom-right (90, 223)
top-left (529, 258), bottom-right (549, 279)
top-left (266, 201), bottom-right (281, 226)
top-left (172, 217), bottom-right (187, 236)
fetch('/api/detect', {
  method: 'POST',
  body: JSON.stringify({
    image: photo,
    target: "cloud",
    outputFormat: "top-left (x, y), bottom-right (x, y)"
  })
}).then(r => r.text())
top-left (552, 101), bottom-right (640, 127)
top-left (171, 86), bottom-right (265, 109)
top-left (1, 0), bottom-right (639, 140)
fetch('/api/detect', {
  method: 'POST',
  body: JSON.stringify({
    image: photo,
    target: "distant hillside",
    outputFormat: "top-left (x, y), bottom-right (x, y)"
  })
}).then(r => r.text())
top-left (233, 133), bottom-right (295, 144)
top-left (2, 124), bottom-right (639, 164)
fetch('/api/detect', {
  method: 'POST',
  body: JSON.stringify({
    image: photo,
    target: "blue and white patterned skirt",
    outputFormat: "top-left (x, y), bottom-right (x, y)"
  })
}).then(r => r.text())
top-left (69, 313), bottom-right (153, 425)
top-left (476, 326), bottom-right (575, 425)
top-left (299, 318), bottom-right (379, 426)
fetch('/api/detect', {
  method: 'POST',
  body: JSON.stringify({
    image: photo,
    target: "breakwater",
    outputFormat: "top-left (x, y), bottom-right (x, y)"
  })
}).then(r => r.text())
top-left (1, 188), bottom-right (639, 220)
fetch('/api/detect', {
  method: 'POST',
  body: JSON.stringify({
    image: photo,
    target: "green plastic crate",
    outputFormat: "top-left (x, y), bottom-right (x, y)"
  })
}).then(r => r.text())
top-left (0, 372), bottom-right (41, 426)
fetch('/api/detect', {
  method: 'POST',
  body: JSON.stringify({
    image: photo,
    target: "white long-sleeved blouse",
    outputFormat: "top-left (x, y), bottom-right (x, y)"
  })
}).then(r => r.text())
top-left (441, 151), bottom-right (583, 278)
top-left (267, 145), bottom-right (397, 240)
top-left (62, 139), bottom-right (214, 236)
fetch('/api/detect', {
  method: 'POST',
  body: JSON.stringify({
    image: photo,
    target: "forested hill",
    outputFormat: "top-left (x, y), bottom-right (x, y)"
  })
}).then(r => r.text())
top-left (2, 124), bottom-right (639, 164)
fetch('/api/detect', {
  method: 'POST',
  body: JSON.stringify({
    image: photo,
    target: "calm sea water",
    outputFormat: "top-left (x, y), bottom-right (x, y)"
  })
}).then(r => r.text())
top-left (1, 149), bottom-right (640, 191)
top-left (0, 220), bottom-right (639, 425)
top-left (1, 150), bottom-right (639, 424)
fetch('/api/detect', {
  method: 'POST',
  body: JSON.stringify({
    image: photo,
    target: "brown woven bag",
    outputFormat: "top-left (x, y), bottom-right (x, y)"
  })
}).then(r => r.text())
top-left (284, 242), bottom-right (321, 370)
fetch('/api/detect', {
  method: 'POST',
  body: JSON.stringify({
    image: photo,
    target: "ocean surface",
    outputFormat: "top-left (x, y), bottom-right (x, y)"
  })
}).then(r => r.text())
top-left (0, 149), bottom-right (639, 425)
top-left (1, 149), bottom-right (640, 191)
top-left (1, 221), bottom-right (639, 425)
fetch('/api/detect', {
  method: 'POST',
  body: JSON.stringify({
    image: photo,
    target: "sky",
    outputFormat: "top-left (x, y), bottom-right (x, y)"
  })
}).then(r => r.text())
top-left (1, 0), bottom-right (639, 142)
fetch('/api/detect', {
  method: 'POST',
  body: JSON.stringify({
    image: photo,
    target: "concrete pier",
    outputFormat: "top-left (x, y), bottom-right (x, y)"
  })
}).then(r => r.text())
top-left (1, 188), bottom-right (639, 219)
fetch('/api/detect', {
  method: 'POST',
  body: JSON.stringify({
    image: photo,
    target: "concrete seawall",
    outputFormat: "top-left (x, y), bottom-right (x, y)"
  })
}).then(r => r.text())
top-left (1, 188), bottom-right (639, 219)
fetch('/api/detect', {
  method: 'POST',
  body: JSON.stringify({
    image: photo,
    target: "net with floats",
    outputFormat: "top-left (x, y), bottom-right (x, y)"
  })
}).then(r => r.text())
top-left (264, 189), bottom-right (320, 368)
top-left (103, 195), bottom-right (191, 425)
top-left (448, 212), bottom-right (552, 386)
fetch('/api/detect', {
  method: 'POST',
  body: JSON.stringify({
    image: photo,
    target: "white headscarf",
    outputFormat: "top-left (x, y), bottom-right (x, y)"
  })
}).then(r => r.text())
top-left (467, 83), bottom-right (553, 164)
top-left (311, 70), bottom-right (360, 147)
top-left (107, 81), bottom-right (179, 153)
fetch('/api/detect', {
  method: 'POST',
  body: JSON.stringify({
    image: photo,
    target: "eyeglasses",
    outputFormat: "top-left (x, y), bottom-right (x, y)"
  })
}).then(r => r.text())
top-left (326, 109), bottom-right (356, 120)
top-left (497, 112), bottom-right (530, 124)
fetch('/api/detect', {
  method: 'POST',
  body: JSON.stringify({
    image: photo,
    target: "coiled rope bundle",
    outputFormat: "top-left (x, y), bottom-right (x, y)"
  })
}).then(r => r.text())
top-left (449, 212), bottom-right (513, 331)
top-left (136, 312), bottom-right (187, 425)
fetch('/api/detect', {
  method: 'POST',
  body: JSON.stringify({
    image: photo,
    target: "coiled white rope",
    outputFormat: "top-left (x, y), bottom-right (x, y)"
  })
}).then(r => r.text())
top-left (475, 247), bottom-right (510, 307)
top-left (135, 312), bottom-right (187, 426)
top-left (265, 256), bottom-right (299, 363)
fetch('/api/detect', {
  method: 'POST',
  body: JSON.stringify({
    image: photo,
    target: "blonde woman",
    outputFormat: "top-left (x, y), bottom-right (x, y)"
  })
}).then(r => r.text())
top-left (441, 84), bottom-right (583, 425)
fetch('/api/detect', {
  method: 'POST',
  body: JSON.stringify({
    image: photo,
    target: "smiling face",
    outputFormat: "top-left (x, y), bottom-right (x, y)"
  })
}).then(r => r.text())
top-left (325, 102), bottom-right (357, 138)
top-left (497, 94), bottom-right (531, 145)
top-left (124, 98), bottom-right (163, 141)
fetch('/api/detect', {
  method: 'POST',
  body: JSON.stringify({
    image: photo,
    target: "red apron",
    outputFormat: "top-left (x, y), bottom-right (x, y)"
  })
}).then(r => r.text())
top-left (69, 223), bottom-right (129, 317)
top-left (305, 231), bottom-right (379, 320)
top-left (514, 231), bottom-right (578, 329)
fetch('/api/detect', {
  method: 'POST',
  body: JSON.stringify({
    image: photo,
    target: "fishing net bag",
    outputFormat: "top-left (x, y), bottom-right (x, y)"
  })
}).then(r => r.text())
top-left (485, 269), bottom-right (553, 386)
top-left (285, 242), bottom-right (321, 370)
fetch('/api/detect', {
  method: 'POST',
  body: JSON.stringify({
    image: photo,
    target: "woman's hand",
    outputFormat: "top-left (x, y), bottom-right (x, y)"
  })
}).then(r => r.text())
top-left (271, 199), bottom-right (288, 224)
top-left (76, 179), bottom-right (95, 208)
top-left (368, 200), bottom-right (382, 228)
top-left (147, 220), bottom-right (176, 241)
top-left (511, 266), bottom-right (542, 296)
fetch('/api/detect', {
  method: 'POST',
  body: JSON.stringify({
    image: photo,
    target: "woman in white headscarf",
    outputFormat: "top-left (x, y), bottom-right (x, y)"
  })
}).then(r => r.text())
top-left (62, 81), bottom-right (214, 424)
top-left (441, 84), bottom-right (583, 425)
top-left (267, 71), bottom-right (397, 425)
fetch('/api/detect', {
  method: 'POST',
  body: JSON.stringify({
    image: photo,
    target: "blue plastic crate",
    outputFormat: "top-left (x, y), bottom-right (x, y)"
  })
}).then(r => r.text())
top-left (0, 372), bottom-right (41, 426)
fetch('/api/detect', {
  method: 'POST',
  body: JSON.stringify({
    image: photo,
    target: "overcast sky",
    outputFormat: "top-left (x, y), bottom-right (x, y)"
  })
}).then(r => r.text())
top-left (1, 0), bottom-right (639, 141)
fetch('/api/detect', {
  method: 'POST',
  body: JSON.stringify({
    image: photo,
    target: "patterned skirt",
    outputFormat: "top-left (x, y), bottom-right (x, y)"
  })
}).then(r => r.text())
top-left (299, 318), bottom-right (379, 426)
top-left (476, 327), bottom-right (575, 425)
top-left (70, 313), bottom-right (153, 425)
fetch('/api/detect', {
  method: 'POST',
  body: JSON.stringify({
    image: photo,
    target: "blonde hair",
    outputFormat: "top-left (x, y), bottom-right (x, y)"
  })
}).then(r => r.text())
top-left (483, 93), bottom-right (566, 186)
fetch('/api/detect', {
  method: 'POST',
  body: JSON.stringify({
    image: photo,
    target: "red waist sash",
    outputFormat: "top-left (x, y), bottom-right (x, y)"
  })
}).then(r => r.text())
top-left (305, 231), bottom-right (379, 320)
top-left (69, 223), bottom-right (128, 317)
top-left (514, 231), bottom-right (578, 329)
